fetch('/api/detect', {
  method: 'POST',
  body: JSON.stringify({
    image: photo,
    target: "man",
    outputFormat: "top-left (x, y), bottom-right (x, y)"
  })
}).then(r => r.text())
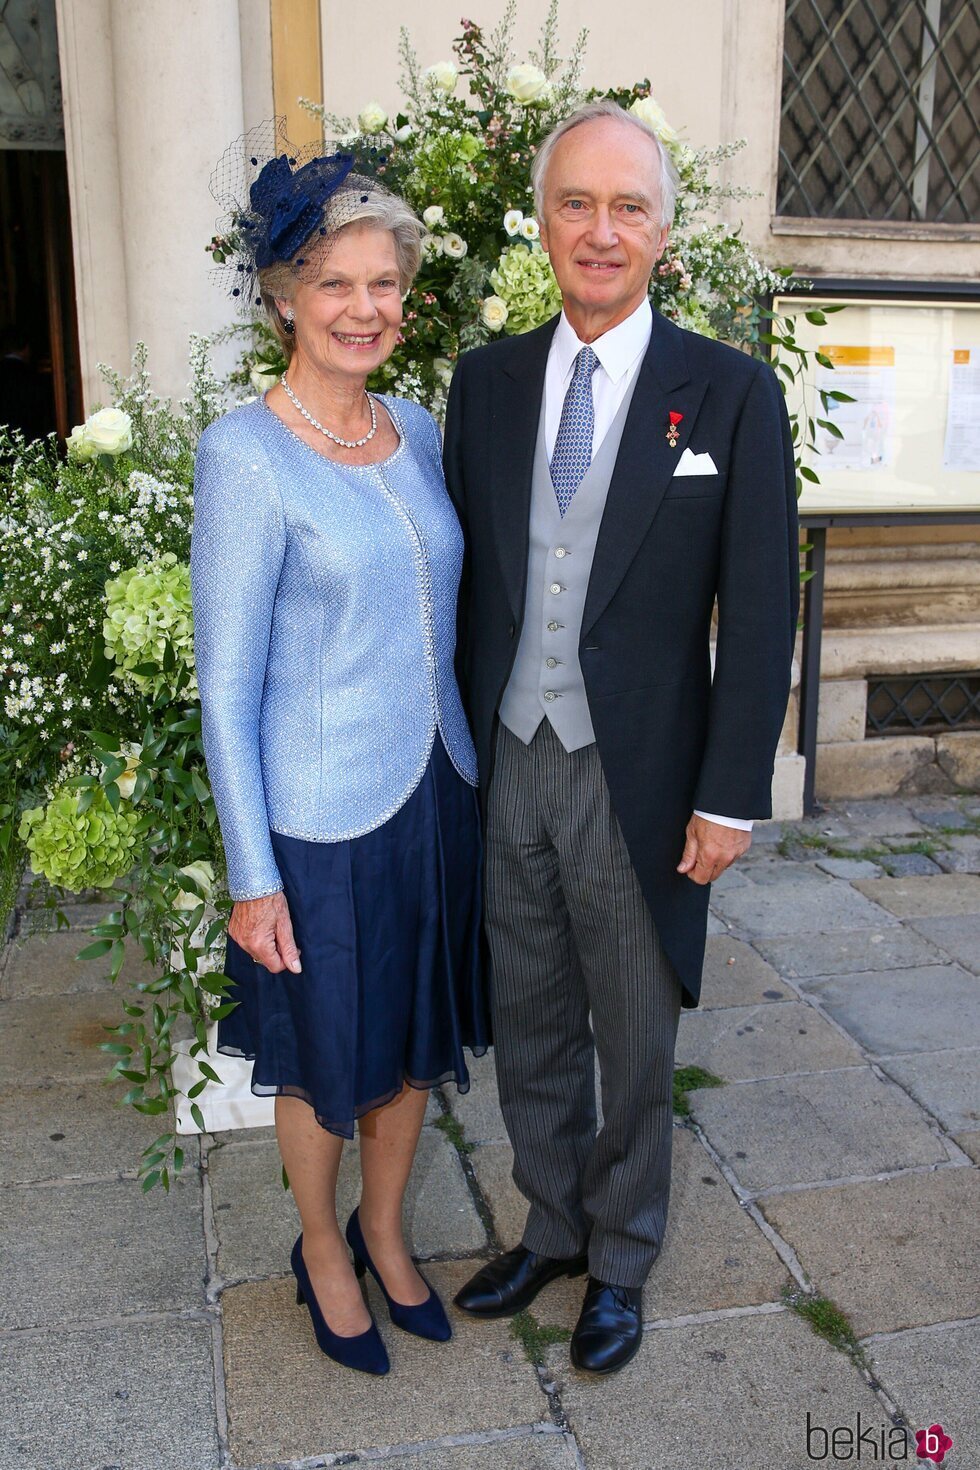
top-left (443, 99), bottom-right (799, 1376)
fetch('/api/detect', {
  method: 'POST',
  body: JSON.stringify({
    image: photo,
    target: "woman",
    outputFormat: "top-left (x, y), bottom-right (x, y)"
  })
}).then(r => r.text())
top-left (191, 150), bottom-right (488, 1377)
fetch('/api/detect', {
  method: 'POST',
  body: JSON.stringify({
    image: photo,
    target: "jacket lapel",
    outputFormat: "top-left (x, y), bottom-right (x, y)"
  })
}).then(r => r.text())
top-left (490, 318), bottom-right (558, 621)
top-left (582, 311), bottom-right (707, 636)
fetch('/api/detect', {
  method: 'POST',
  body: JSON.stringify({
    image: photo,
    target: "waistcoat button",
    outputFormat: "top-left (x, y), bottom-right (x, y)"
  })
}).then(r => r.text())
top-left (544, 690), bottom-right (557, 702)
top-left (550, 582), bottom-right (561, 594)
top-left (555, 547), bottom-right (567, 558)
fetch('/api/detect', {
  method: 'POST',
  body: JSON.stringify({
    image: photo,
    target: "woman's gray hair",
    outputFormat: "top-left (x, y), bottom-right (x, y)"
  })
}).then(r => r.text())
top-left (258, 176), bottom-right (425, 360)
top-left (531, 99), bottom-right (679, 230)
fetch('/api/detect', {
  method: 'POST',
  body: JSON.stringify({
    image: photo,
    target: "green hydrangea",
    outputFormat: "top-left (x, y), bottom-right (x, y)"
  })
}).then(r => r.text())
top-left (19, 786), bottom-right (140, 890)
top-left (414, 130), bottom-right (486, 201)
top-left (103, 553), bottom-right (196, 696)
top-left (488, 244), bottom-right (562, 335)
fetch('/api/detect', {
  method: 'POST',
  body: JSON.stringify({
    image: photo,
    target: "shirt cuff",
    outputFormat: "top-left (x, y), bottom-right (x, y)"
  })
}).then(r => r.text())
top-left (694, 810), bottom-right (754, 832)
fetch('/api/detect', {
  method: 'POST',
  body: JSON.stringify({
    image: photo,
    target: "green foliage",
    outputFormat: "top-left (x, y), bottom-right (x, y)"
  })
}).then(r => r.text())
top-left (19, 784), bottom-right (140, 890)
top-left (782, 1285), bottom-right (865, 1364)
top-left (510, 1308), bottom-right (573, 1364)
top-left (103, 555), bottom-right (196, 698)
top-left (433, 1111), bottom-right (475, 1155)
top-left (672, 1064), bottom-right (724, 1116)
top-left (1, 338), bottom-right (228, 1190)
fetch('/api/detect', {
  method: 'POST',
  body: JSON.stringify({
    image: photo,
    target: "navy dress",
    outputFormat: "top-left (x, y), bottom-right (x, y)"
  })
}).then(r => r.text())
top-left (192, 394), bottom-right (489, 1138)
top-left (219, 734), bottom-right (487, 1136)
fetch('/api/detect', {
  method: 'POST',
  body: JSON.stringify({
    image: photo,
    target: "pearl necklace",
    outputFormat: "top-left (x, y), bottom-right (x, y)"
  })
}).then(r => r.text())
top-left (280, 376), bottom-right (378, 449)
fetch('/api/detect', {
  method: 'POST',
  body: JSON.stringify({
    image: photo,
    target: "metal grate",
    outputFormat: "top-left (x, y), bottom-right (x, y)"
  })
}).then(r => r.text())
top-left (867, 671), bottom-right (980, 734)
top-left (778, 0), bottom-right (980, 222)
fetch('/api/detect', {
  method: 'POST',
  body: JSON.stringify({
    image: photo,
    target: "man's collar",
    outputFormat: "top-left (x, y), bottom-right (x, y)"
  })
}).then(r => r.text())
top-left (552, 298), bottom-right (653, 385)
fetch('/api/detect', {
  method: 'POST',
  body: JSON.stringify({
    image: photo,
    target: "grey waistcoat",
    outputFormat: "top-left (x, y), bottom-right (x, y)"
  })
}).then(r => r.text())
top-left (499, 375), bottom-right (639, 752)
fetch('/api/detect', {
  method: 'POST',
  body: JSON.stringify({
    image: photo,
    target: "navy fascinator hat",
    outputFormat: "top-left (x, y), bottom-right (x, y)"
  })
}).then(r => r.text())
top-left (208, 119), bottom-right (386, 312)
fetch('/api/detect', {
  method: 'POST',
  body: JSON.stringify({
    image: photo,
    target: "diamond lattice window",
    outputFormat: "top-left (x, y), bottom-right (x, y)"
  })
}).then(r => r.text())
top-left (778, 0), bottom-right (979, 222)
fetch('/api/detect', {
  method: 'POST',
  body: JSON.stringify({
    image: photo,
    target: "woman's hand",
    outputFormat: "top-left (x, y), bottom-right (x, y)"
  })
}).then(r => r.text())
top-left (229, 892), bottom-right (302, 974)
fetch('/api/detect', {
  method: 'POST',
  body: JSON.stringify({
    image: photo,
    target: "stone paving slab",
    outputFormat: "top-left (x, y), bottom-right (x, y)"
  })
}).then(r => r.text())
top-left (953, 1131), bottom-right (980, 1163)
top-left (470, 1142), bottom-right (525, 1249)
top-left (221, 1262), bottom-right (546, 1465)
top-left (210, 1126), bottom-right (485, 1283)
top-left (1, 1175), bottom-right (206, 1329)
top-left (815, 856), bottom-right (884, 880)
top-left (0, 991), bottom-right (123, 1086)
top-left (705, 911), bottom-right (730, 936)
top-left (833, 799), bottom-right (927, 836)
top-left (698, 937), bottom-right (790, 1008)
top-left (547, 1309), bottom-right (883, 1470)
top-left (880, 852), bottom-right (943, 877)
top-left (934, 835), bottom-right (980, 874)
top-left (753, 925), bottom-right (942, 979)
top-left (866, 1322), bottom-right (978, 1470)
top-left (473, 1129), bottom-right (789, 1330)
top-left (0, 1077), bottom-right (164, 1185)
top-left (676, 1000), bottom-right (862, 1081)
top-left (690, 1068), bottom-right (948, 1192)
top-left (0, 1318), bottom-right (219, 1470)
top-left (0, 930), bottom-right (155, 998)
top-left (909, 801), bottom-right (976, 831)
top-left (737, 857), bottom-right (830, 887)
top-left (854, 873), bottom-right (980, 918)
top-left (375, 1436), bottom-right (580, 1470)
top-left (450, 1050), bottom-right (508, 1145)
top-left (760, 1168), bottom-right (979, 1336)
top-left (802, 965), bottom-right (980, 1056)
top-left (18, 901), bottom-right (119, 934)
top-left (906, 914), bottom-right (980, 974)
top-left (878, 1049), bottom-right (980, 1133)
top-left (711, 880), bottom-right (897, 939)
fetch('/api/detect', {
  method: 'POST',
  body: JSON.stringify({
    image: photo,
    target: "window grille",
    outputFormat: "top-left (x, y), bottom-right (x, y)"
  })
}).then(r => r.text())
top-left (778, 0), bottom-right (979, 222)
top-left (867, 672), bottom-right (980, 734)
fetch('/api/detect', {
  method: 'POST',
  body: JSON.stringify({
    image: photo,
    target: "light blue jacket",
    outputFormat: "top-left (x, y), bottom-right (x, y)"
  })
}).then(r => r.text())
top-left (191, 394), bottom-right (477, 901)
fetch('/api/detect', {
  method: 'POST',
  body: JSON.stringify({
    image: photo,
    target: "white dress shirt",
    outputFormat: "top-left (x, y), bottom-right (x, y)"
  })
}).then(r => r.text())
top-left (544, 301), bottom-right (752, 834)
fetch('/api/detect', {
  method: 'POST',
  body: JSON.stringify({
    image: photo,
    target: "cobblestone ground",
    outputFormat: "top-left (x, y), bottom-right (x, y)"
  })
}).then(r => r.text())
top-left (1, 795), bottom-right (978, 1470)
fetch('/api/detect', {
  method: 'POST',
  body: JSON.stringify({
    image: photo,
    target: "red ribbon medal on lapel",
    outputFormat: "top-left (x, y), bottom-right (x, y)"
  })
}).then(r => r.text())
top-left (666, 411), bottom-right (683, 448)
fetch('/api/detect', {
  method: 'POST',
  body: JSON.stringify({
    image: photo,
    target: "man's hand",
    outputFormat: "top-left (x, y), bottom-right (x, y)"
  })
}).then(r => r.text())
top-left (677, 814), bottom-right (751, 886)
top-left (228, 892), bottom-right (302, 973)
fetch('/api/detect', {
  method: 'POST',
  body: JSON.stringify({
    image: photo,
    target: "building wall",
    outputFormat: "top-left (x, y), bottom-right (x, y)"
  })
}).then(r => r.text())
top-left (321, 0), bottom-right (726, 151)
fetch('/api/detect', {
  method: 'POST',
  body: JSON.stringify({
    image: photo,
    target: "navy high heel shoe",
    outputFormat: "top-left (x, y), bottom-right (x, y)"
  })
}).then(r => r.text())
top-left (290, 1234), bottom-right (390, 1375)
top-left (345, 1208), bottom-right (452, 1342)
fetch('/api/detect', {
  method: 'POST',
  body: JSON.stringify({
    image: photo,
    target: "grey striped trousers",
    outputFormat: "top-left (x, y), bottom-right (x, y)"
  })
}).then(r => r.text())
top-left (485, 720), bottom-right (682, 1287)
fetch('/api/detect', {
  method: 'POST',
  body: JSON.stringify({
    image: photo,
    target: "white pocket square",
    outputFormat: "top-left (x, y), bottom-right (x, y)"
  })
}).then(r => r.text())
top-left (672, 448), bottom-right (718, 477)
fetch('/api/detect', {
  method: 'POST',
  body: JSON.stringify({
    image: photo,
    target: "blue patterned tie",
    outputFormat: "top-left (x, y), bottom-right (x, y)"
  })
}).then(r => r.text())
top-left (550, 345), bottom-right (600, 516)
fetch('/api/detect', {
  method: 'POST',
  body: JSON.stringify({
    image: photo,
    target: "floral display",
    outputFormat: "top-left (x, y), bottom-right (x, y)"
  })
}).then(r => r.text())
top-left (1, 6), bottom-right (833, 1191)
top-left (219, 1), bottom-right (794, 417)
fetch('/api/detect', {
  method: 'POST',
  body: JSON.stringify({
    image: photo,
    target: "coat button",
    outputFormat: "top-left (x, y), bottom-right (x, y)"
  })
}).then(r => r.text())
top-left (508, 623), bottom-right (516, 638)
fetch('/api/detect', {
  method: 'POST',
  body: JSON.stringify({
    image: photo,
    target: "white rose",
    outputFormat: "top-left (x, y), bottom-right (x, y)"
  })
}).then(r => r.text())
top-left (115, 742), bottom-right (142, 801)
top-left (425, 60), bottom-right (458, 94)
top-left (506, 63), bottom-right (548, 103)
top-left (393, 124), bottom-right (413, 144)
top-left (480, 295), bottom-right (509, 331)
top-left (503, 209), bottom-right (524, 237)
top-left (83, 408), bottom-right (133, 456)
top-left (434, 357), bottom-right (455, 387)
top-left (442, 233), bottom-right (468, 259)
top-left (66, 424), bottom-right (97, 463)
top-left (421, 233), bottom-right (444, 258)
top-left (628, 95), bottom-right (679, 145)
top-left (358, 101), bottom-right (388, 133)
top-left (249, 364), bottom-right (280, 394)
top-left (519, 216), bottom-right (540, 241)
top-left (174, 860), bottom-right (215, 911)
top-left (422, 205), bottom-right (445, 228)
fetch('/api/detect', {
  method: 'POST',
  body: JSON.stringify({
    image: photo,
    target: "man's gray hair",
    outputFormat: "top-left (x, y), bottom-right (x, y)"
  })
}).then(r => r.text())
top-left (531, 98), bottom-right (679, 230)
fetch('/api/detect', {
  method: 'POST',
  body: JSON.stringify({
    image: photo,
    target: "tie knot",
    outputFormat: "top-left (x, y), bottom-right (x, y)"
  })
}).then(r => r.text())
top-left (573, 346), bottom-right (600, 380)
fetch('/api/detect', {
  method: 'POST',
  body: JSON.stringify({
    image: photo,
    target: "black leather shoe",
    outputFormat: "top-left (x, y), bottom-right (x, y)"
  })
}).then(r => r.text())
top-left (569, 1277), bottom-right (643, 1375)
top-left (453, 1245), bottom-right (589, 1319)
